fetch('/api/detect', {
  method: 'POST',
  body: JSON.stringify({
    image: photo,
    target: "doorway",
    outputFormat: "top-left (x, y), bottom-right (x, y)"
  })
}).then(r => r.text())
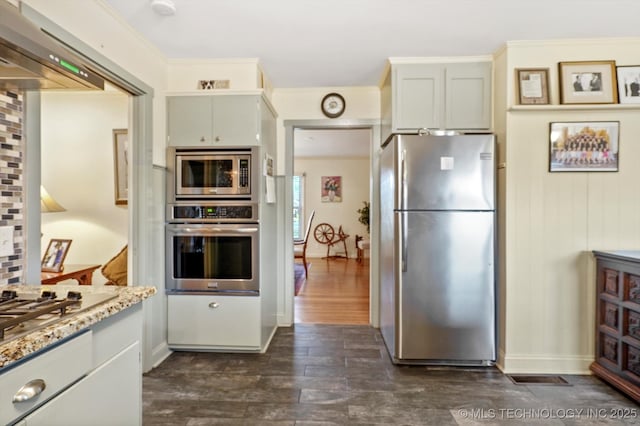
top-left (292, 126), bottom-right (372, 325)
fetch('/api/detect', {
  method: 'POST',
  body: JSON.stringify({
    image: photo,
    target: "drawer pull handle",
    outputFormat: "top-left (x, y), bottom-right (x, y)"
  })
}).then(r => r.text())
top-left (209, 302), bottom-right (220, 309)
top-left (13, 379), bottom-right (46, 403)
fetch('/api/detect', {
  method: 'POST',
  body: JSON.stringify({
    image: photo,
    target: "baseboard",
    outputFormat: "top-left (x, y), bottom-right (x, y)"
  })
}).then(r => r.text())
top-left (148, 342), bottom-right (172, 372)
top-left (277, 313), bottom-right (293, 327)
top-left (499, 353), bottom-right (594, 375)
top-left (261, 325), bottom-right (279, 353)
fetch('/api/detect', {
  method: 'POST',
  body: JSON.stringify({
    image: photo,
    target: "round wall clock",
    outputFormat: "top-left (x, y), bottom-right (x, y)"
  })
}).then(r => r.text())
top-left (321, 93), bottom-right (346, 118)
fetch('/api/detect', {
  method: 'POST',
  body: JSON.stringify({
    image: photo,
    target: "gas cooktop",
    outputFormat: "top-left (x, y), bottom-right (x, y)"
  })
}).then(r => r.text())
top-left (0, 289), bottom-right (117, 344)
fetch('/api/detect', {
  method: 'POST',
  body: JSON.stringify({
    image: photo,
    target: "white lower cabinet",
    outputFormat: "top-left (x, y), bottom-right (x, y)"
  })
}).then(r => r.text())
top-left (2, 305), bottom-right (143, 426)
top-left (24, 342), bottom-right (140, 426)
top-left (0, 332), bottom-right (92, 426)
top-left (168, 295), bottom-right (260, 350)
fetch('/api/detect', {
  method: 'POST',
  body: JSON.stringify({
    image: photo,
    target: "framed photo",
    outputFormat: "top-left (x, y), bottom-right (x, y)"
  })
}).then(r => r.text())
top-left (321, 176), bottom-right (342, 202)
top-left (41, 239), bottom-right (72, 272)
top-left (558, 61), bottom-right (618, 104)
top-left (549, 121), bottom-right (620, 172)
top-left (616, 65), bottom-right (640, 104)
top-left (515, 68), bottom-right (550, 105)
top-left (113, 129), bottom-right (128, 205)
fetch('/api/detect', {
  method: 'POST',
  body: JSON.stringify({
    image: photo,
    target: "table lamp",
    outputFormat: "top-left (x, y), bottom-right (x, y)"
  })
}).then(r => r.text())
top-left (40, 186), bottom-right (66, 213)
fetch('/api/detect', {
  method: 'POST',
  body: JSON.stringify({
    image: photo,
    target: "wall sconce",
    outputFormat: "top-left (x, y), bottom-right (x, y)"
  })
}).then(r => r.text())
top-left (40, 186), bottom-right (66, 213)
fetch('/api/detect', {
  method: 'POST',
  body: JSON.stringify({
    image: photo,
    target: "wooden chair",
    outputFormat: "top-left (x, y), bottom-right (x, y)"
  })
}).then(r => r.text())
top-left (355, 234), bottom-right (370, 264)
top-left (294, 210), bottom-right (315, 277)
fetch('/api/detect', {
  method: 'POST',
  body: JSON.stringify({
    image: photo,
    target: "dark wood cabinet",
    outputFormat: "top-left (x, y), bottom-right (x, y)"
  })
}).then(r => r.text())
top-left (592, 250), bottom-right (640, 402)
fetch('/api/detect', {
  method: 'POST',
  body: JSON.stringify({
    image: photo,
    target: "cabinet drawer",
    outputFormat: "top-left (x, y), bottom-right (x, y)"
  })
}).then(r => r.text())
top-left (23, 342), bottom-right (141, 426)
top-left (625, 273), bottom-right (640, 304)
top-left (601, 332), bottom-right (619, 365)
top-left (168, 295), bottom-right (260, 349)
top-left (601, 301), bottom-right (620, 330)
top-left (623, 343), bottom-right (640, 383)
top-left (0, 332), bottom-right (92, 425)
top-left (604, 268), bottom-right (619, 296)
top-left (627, 309), bottom-right (640, 341)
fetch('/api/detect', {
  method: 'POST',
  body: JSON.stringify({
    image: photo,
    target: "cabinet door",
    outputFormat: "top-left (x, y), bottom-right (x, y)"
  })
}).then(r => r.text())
top-left (393, 64), bottom-right (443, 131)
top-left (212, 95), bottom-right (259, 146)
top-left (167, 96), bottom-right (213, 146)
top-left (168, 295), bottom-right (261, 349)
top-left (25, 342), bottom-right (141, 426)
top-left (445, 62), bottom-right (492, 130)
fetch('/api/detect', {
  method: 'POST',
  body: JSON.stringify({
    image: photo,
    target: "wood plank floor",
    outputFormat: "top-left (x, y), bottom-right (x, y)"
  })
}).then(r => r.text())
top-left (294, 257), bottom-right (369, 325)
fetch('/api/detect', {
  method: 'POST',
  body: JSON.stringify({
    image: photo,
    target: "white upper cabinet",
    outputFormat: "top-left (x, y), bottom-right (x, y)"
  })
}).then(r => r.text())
top-left (444, 62), bottom-right (492, 130)
top-left (393, 64), bottom-right (442, 132)
top-left (167, 94), bottom-right (261, 147)
top-left (382, 61), bottom-right (492, 143)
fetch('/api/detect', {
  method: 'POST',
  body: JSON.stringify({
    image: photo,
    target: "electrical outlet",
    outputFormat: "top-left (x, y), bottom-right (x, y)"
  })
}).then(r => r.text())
top-left (0, 226), bottom-right (14, 257)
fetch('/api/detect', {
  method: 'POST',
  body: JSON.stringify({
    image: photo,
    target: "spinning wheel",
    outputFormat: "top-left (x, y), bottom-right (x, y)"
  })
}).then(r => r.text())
top-left (313, 223), bottom-right (335, 245)
top-left (313, 223), bottom-right (349, 259)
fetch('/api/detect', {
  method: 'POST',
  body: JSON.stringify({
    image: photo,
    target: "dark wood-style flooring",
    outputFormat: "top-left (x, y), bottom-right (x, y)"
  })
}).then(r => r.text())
top-left (143, 324), bottom-right (638, 425)
top-left (143, 258), bottom-right (638, 424)
top-left (294, 257), bottom-right (369, 325)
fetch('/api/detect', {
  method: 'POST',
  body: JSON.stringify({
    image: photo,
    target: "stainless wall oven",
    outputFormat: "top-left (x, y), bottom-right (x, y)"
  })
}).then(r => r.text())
top-left (165, 203), bottom-right (259, 295)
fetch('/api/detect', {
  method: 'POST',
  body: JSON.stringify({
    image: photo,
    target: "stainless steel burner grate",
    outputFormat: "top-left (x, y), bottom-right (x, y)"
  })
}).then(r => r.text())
top-left (0, 289), bottom-right (117, 343)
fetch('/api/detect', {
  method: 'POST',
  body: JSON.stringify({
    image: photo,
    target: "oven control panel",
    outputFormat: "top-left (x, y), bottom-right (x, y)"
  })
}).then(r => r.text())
top-left (169, 204), bottom-right (257, 222)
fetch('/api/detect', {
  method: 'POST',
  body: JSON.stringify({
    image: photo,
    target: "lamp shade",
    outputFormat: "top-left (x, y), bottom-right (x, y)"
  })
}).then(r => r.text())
top-left (40, 186), bottom-right (66, 213)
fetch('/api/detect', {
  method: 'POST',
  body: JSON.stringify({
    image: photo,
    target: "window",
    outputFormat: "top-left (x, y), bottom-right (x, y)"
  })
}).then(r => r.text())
top-left (292, 174), bottom-right (305, 240)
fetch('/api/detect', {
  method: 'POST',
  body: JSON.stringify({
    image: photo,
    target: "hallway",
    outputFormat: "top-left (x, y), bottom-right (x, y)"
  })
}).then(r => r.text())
top-left (294, 257), bottom-right (369, 324)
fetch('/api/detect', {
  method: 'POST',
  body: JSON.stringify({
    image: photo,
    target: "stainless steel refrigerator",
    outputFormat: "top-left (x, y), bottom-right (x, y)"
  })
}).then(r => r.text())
top-left (380, 133), bottom-right (496, 365)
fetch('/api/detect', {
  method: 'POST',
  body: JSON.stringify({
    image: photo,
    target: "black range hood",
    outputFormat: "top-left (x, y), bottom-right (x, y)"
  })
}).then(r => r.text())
top-left (0, 1), bottom-right (104, 91)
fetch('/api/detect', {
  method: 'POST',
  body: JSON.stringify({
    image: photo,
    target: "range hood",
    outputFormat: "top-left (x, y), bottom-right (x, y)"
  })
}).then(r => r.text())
top-left (0, 1), bottom-right (104, 90)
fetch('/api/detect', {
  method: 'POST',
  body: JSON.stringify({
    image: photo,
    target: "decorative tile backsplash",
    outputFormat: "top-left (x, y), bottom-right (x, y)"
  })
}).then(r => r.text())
top-left (0, 90), bottom-right (24, 285)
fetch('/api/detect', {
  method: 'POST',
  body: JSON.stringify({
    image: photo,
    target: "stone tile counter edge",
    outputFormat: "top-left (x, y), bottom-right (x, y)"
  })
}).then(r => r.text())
top-left (0, 285), bottom-right (156, 370)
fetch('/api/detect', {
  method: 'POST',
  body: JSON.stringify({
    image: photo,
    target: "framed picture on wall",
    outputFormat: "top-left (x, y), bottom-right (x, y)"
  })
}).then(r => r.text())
top-left (549, 121), bottom-right (619, 172)
top-left (321, 176), bottom-right (342, 202)
top-left (113, 129), bottom-right (128, 205)
top-left (41, 239), bottom-right (72, 272)
top-left (515, 68), bottom-right (550, 105)
top-left (616, 65), bottom-right (640, 104)
top-left (558, 60), bottom-right (618, 104)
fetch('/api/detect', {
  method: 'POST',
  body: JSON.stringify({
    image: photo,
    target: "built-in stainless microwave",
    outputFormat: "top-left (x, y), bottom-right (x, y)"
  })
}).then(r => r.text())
top-left (168, 147), bottom-right (257, 200)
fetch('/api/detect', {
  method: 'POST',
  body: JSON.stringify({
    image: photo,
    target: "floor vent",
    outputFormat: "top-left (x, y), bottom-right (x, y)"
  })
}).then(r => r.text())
top-left (507, 375), bottom-right (571, 385)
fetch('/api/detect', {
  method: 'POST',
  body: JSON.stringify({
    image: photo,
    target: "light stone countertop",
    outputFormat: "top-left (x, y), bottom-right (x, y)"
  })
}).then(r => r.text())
top-left (0, 284), bottom-right (156, 370)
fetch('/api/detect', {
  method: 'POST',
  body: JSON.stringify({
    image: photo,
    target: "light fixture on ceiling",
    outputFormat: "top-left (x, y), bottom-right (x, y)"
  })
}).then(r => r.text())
top-left (151, 0), bottom-right (176, 16)
top-left (40, 186), bottom-right (66, 213)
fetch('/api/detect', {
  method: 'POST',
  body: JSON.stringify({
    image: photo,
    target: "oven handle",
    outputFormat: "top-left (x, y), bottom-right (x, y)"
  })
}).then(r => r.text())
top-left (166, 224), bottom-right (259, 234)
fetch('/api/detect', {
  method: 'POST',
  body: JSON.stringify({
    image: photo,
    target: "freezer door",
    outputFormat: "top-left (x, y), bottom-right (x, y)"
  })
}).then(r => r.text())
top-left (397, 211), bottom-right (496, 362)
top-left (397, 134), bottom-right (495, 211)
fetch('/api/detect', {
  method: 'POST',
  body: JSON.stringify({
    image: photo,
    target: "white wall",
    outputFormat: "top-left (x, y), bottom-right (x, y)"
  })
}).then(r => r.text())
top-left (496, 38), bottom-right (640, 374)
top-left (40, 91), bottom-right (128, 284)
top-left (167, 58), bottom-right (266, 93)
top-left (272, 87), bottom-right (380, 175)
top-left (294, 156), bottom-right (370, 258)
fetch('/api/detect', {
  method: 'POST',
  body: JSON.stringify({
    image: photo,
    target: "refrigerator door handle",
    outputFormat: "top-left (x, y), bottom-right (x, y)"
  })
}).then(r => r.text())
top-left (401, 212), bottom-right (408, 272)
top-left (399, 149), bottom-right (408, 272)
top-left (400, 150), bottom-right (407, 211)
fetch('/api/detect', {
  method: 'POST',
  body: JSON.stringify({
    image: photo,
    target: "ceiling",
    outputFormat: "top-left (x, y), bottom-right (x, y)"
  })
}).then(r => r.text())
top-left (103, 0), bottom-right (640, 89)
top-left (100, 0), bottom-right (640, 156)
